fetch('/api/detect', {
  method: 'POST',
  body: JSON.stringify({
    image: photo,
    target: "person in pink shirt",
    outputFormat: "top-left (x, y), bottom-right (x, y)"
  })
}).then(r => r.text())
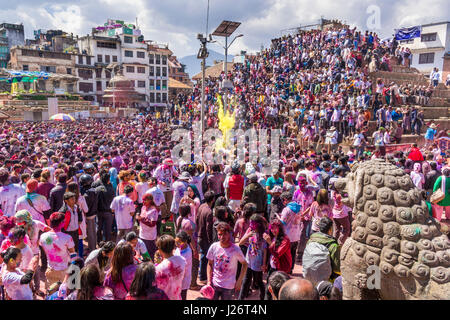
top-left (103, 242), bottom-right (138, 300)
top-left (331, 190), bottom-right (351, 245)
top-left (292, 175), bottom-right (315, 264)
top-left (155, 234), bottom-right (186, 300)
top-left (307, 189), bottom-right (333, 233)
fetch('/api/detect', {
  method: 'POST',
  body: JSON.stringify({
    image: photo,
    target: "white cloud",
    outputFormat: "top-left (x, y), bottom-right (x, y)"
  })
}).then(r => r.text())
top-left (0, 0), bottom-right (448, 59)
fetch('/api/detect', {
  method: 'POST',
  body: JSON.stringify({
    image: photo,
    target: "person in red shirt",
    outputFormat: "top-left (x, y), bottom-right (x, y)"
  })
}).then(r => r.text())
top-left (225, 162), bottom-right (245, 212)
top-left (263, 218), bottom-right (292, 275)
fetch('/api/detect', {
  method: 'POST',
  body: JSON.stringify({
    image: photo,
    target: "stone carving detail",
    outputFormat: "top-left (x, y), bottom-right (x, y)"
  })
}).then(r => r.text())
top-left (334, 159), bottom-right (450, 300)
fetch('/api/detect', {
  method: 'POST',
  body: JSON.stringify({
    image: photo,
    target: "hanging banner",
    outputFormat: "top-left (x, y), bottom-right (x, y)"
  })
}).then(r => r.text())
top-left (395, 26), bottom-right (421, 41)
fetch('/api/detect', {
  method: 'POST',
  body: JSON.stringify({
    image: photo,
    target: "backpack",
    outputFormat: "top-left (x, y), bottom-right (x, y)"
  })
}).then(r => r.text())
top-left (302, 241), bottom-right (333, 286)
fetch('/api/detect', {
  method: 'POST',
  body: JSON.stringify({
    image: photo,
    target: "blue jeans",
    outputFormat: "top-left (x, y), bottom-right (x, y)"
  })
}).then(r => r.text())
top-left (198, 241), bottom-right (210, 281)
top-left (213, 285), bottom-right (233, 300)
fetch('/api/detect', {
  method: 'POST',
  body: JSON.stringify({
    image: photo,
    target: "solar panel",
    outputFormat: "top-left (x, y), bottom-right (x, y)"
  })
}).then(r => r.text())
top-left (212, 20), bottom-right (241, 37)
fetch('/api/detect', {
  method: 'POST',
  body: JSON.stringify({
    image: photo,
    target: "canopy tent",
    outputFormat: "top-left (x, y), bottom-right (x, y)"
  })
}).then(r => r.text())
top-left (0, 70), bottom-right (51, 82)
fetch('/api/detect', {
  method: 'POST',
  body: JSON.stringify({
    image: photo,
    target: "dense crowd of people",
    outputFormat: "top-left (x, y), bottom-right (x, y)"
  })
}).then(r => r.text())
top-left (0, 24), bottom-right (449, 301)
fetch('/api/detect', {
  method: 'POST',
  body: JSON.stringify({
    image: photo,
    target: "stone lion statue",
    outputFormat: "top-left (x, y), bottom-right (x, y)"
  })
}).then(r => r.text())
top-left (334, 159), bottom-right (450, 300)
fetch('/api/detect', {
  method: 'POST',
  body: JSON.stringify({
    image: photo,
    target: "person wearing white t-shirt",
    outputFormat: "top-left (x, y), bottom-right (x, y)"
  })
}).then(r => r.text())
top-left (117, 233), bottom-right (150, 263)
top-left (110, 185), bottom-right (136, 241)
top-left (136, 193), bottom-right (159, 260)
top-left (174, 230), bottom-right (192, 300)
top-left (14, 179), bottom-right (51, 224)
top-left (1, 247), bottom-right (39, 300)
top-left (39, 212), bottom-right (76, 290)
top-left (207, 222), bottom-right (247, 300)
top-left (7, 227), bottom-right (34, 272)
top-left (155, 235), bottom-right (186, 300)
top-left (146, 177), bottom-right (167, 223)
top-left (0, 169), bottom-right (25, 217)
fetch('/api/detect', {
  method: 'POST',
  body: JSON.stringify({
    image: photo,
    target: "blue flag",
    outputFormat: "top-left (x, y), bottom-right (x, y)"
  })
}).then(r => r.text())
top-left (395, 26), bottom-right (421, 41)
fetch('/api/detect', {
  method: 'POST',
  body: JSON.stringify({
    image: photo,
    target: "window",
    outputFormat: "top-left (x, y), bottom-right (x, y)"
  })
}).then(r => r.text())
top-left (79, 82), bottom-right (93, 93)
top-left (162, 55), bottom-right (167, 65)
top-left (38, 80), bottom-right (46, 91)
top-left (162, 67), bottom-right (167, 77)
top-left (130, 81), bottom-right (135, 88)
top-left (97, 54), bottom-right (103, 63)
top-left (156, 93), bottom-right (161, 103)
top-left (23, 65), bottom-right (29, 71)
top-left (78, 69), bottom-right (92, 79)
top-left (67, 84), bottom-right (74, 93)
top-left (53, 80), bottom-right (60, 89)
top-left (86, 56), bottom-right (91, 65)
top-left (67, 68), bottom-right (72, 75)
top-left (162, 93), bottom-right (167, 102)
top-left (78, 55), bottom-right (83, 64)
top-left (137, 67), bottom-right (145, 74)
top-left (105, 55), bottom-right (110, 63)
top-left (156, 67), bottom-right (161, 76)
top-left (137, 51), bottom-right (145, 58)
top-left (162, 80), bottom-right (167, 89)
top-left (149, 66), bottom-right (154, 76)
top-left (124, 50), bottom-right (133, 57)
top-left (149, 92), bottom-right (155, 103)
top-left (138, 80), bottom-right (146, 88)
top-left (95, 68), bottom-right (102, 78)
top-left (419, 52), bottom-right (435, 64)
top-left (41, 66), bottom-right (56, 73)
top-left (156, 80), bottom-right (161, 90)
top-left (149, 54), bottom-right (154, 64)
top-left (105, 70), bottom-right (111, 79)
top-left (400, 39), bottom-right (414, 44)
top-left (421, 33), bottom-right (437, 42)
top-left (124, 36), bottom-right (133, 43)
top-left (96, 81), bottom-right (102, 91)
top-left (156, 54), bottom-right (160, 64)
top-left (126, 66), bottom-right (135, 73)
top-left (23, 82), bottom-right (30, 90)
top-left (97, 41), bottom-right (117, 49)
top-left (149, 79), bottom-right (154, 90)
top-left (112, 55), bottom-right (118, 62)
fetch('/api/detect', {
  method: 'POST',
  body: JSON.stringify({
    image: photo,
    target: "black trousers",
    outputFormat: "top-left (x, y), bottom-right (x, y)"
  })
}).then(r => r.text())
top-left (239, 268), bottom-right (265, 300)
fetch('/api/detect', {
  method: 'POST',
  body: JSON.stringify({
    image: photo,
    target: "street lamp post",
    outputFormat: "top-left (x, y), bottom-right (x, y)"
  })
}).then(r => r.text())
top-left (197, 34), bottom-right (212, 134)
top-left (212, 20), bottom-right (242, 113)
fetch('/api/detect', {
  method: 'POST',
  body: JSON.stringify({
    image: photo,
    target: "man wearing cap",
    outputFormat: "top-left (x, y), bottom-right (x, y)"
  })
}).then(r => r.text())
top-left (242, 174), bottom-right (267, 215)
top-left (0, 169), bottom-right (25, 217)
top-left (58, 192), bottom-right (82, 252)
top-left (153, 158), bottom-right (178, 211)
top-left (14, 179), bottom-right (51, 224)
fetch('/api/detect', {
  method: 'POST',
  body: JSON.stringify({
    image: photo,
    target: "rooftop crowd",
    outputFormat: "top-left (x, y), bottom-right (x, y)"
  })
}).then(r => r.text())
top-left (0, 24), bottom-right (449, 301)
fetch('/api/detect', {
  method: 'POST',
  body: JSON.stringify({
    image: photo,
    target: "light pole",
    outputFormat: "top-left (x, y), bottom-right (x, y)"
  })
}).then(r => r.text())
top-left (197, 33), bottom-right (212, 134)
top-left (212, 20), bottom-right (242, 113)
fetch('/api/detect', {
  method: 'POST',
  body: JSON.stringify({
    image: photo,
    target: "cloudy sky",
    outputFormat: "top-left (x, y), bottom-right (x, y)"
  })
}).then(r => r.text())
top-left (0, 0), bottom-right (448, 59)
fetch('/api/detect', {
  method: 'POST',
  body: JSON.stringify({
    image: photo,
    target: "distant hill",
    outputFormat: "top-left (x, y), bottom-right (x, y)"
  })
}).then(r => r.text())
top-left (180, 49), bottom-right (234, 79)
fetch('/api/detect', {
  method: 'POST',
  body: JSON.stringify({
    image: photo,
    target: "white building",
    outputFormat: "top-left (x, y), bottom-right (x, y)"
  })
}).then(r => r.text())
top-left (77, 20), bottom-right (150, 107)
top-left (147, 42), bottom-right (169, 110)
top-left (78, 35), bottom-right (121, 105)
top-left (398, 21), bottom-right (450, 81)
top-left (74, 53), bottom-right (96, 102)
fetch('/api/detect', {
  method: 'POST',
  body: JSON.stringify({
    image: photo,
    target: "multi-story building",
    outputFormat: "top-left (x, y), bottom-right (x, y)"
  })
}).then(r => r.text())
top-left (0, 23), bottom-right (25, 68)
top-left (78, 34), bottom-right (121, 105)
top-left (74, 53), bottom-right (96, 101)
top-left (398, 21), bottom-right (450, 81)
top-left (8, 47), bottom-right (78, 93)
top-left (78, 20), bottom-right (150, 107)
top-left (147, 42), bottom-right (169, 110)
